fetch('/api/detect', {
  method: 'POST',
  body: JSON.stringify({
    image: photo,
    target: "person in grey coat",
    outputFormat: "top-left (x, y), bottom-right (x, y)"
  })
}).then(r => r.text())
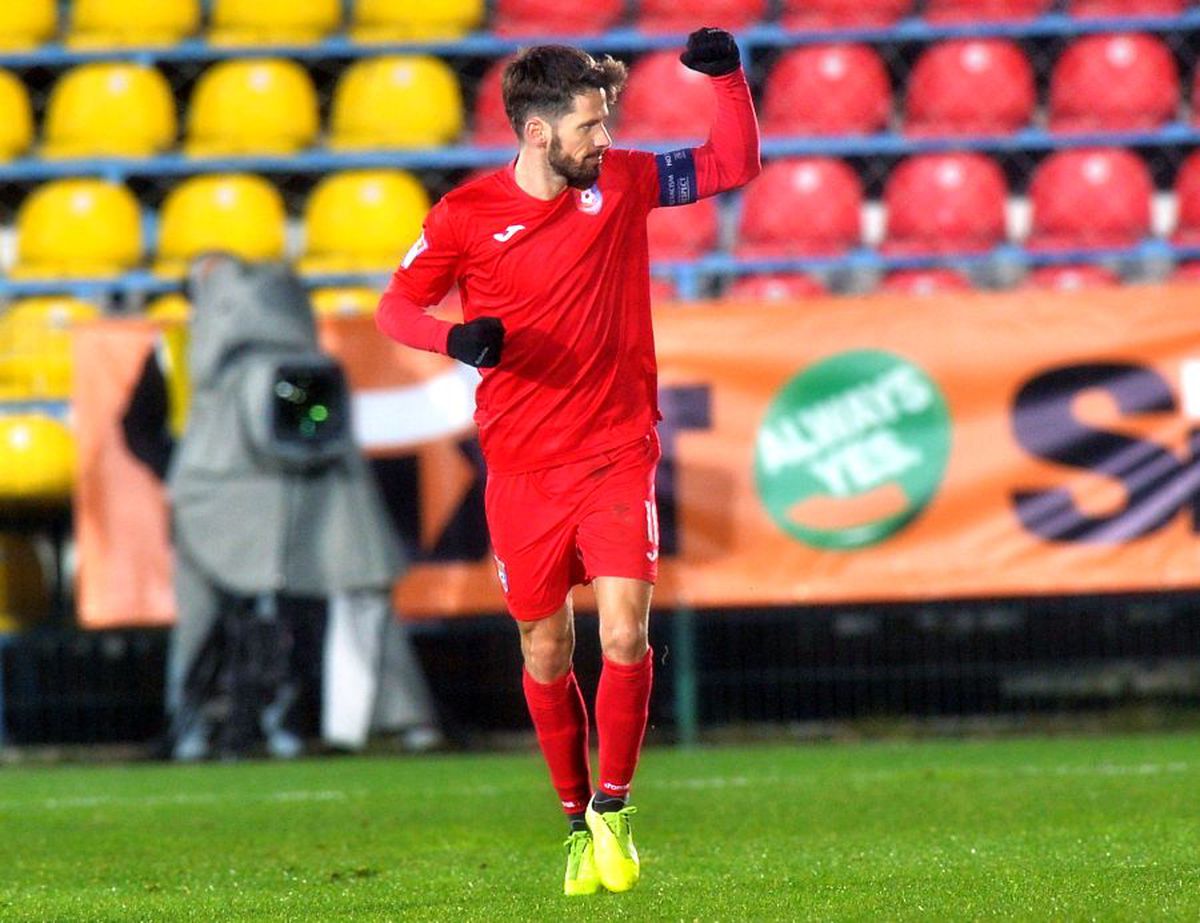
top-left (126, 253), bottom-right (440, 759)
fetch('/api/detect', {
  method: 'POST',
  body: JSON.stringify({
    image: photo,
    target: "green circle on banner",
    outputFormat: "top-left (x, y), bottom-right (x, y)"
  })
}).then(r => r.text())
top-left (754, 349), bottom-right (952, 550)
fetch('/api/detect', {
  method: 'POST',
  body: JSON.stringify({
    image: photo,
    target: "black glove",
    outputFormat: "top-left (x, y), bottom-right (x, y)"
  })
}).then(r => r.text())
top-left (680, 27), bottom-right (741, 77)
top-left (447, 316), bottom-right (504, 368)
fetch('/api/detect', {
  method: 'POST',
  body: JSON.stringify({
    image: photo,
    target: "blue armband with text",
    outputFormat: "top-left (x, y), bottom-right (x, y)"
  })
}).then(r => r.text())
top-left (655, 148), bottom-right (698, 207)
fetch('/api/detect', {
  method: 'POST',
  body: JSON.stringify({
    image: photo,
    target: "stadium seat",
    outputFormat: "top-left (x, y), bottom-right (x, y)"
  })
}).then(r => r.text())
top-left (0, 0), bottom-right (55, 49)
top-left (736, 158), bottom-right (863, 257)
top-left (11, 180), bottom-right (142, 279)
top-left (780, 0), bottom-right (913, 28)
top-left (155, 174), bottom-right (287, 276)
top-left (0, 415), bottom-right (75, 503)
top-left (635, 0), bottom-right (766, 33)
top-left (883, 153), bottom-right (1009, 254)
top-left (647, 198), bottom-right (719, 261)
top-left (42, 63), bottom-right (176, 158)
top-left (329, 56), bottom-right (463, 149)
top-left (0, 69), bottom-right (33, 161)
top-left (905, 39), bottom-right (1035, 136)
top-left (298, 170), bottom-right (431, 274)
top-left (1172, 151), bottom-right (1200, 244)
top-left (1172, 262), bottom-right (1200, 282)
top-left (924, 0), bottom-right (1051, 21)
top-left (1069, 0), bottom-right (1187, 16)
top-left (492, 0), bottom-right (624, 35)
top-left (472, 56), bottom-right (516, 145)
top-left (68, 0), bottom-right (199, 48)
top-left (880, 269), bottom-right (973, 295)
top-left (350, 0), bottom-right (484, 41)
top-left (725, 274), bottom-right (825, 299)
top-left (0, 297), bottom-right (100, 399)
top-left (311, 287), bottom-right (381, 317)
top-left (145, 293), bottom-right (191, 322)
top-left (1028, 148), bottom-right (1153, 250)
top-left (209, 0), bottom-right (341, 44)
top-left (1049, 33), bottom-right (1179, 132)
top-left (1023, 264), bottom-right (1121, 289)
top-left (185, 58), bottom-right (319, 156)
top-left (620, 50), bottom-right (715, 141)
top-left (762, 45), bottom-right (891, 137)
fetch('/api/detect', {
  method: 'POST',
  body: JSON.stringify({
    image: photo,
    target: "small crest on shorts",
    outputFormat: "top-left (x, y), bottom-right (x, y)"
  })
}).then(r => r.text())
top-left (494, 555), bottom-right (509, 594)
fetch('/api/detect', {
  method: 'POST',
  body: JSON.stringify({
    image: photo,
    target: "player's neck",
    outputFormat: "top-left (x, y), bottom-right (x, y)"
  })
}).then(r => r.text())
top-left (513, 149), bottom-right (568, 201)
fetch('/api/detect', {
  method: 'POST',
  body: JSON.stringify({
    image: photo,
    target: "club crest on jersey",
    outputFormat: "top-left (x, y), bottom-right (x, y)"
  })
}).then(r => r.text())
top-left (576, 184), bottom-right (603, 215)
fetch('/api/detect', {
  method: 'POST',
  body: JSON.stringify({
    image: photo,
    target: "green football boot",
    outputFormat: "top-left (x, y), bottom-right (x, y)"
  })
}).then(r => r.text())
top-left (563, 829), bottom-right (601, 896)
top-left (585, 800), bottom-right (640, 892)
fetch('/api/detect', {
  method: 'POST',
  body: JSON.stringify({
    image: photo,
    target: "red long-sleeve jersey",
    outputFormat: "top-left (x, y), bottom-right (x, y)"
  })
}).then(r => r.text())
top-left (377, 68), bottom-right (760, 474)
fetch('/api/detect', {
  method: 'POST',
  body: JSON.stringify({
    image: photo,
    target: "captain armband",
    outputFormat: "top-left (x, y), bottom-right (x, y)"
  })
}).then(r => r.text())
top-left (655, 148), bottom-right (698, 207)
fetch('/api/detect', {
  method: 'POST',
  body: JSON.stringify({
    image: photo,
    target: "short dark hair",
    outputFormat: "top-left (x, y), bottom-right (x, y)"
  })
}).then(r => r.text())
top-left (502, 45), bottom-right (628, 138)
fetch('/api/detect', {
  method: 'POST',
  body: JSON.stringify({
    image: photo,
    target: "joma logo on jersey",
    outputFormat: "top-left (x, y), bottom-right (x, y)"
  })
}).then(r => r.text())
top-left (492, 224), bottom-right (525, 243)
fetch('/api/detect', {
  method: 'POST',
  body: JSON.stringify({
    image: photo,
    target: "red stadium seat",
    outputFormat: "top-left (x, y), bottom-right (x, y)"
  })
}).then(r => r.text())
top-left (780, 0), bottom-right (913, 29)
top-left (620, 50), bottom-right (714, 141)
top-left (883, 153), bottom-right (1009, 254)
top-left (880, 269), bottom-right (973, 295)
top-left (1069, 0), bottom-right (1187, 16)
top-left (762, 45), bottom-right (891, 137)
top-left (1028, 148), bottom-right (1153, 250)
top-left (904, 39), bottom-right (1035, 136)
top-left (921, 0), bottom-right (1046, 20)
top-left (1172, 151), bottom-right (1200, 244)
top-left (472, 55), bottom-right (514, 145)
top-left (1171, 262), bottom-right (1200, 282)
top-left (1049, 33), bottom-right (1179, 132)
top-left (736, 158), bottom-right (862, 257)
top-left (725, 274), bottom-right (825, 299)
top-left (648, 198), bottom-right (719, 261)
top-left (1023, 265), bottom-right (1121, 290)
top-left (924, 0), bottom-right (1051, 20)
top-left (636, 0), bottom-right (765, 33)
top-left (650, 278), bottom-right (679, 301)
top-left (492, 0), bottom-right (623, 35)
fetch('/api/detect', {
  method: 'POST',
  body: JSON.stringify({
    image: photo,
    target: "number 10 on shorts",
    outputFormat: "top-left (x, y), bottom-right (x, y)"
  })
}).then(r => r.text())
top-left (645, 500), bottom-right (659, 562)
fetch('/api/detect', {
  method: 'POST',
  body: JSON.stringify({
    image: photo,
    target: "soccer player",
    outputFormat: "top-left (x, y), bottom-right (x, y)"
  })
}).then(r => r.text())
top-left (376, 28), bottom-right (760, 895)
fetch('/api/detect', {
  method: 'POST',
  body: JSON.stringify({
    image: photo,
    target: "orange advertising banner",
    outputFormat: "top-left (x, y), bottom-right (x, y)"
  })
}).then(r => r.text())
top-left (74, 286), bottom-right (1200, 627)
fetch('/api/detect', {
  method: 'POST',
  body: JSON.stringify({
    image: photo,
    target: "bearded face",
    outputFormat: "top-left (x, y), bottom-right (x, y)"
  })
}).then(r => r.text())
top-left (548, 128), bottom-right (604, 189)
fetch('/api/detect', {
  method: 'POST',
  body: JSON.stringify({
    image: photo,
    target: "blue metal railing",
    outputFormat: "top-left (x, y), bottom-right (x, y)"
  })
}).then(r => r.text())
top-left (4, 11), bottom-right (1200, 69)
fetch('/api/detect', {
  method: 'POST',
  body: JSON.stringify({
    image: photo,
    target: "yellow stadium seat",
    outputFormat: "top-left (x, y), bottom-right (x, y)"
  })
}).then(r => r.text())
top-left (0, 0), bottom-right (56, 50)
top-left (185, 58), bottom-right (319, 156)
top-left (0, 297), bottom-right (100, 400)
top-left (0, 415), bottom-right (75, 504)
top-left (0, 533), bottom-right (50, 631)
top-left (350, 0), bottom-right (484, 40)
top-left (68, 0), bottom-right (200, 48)
top-left (42, 62), bottom-right (176, 158)
top-left (209, 0), bottom-right (341, 45)
top-left (329, 56), bottom-right (463, 149)
top-left (11, 180), bottom-right (142, 279)
top-left (155, 174), bottom-right (287, 277)
top-left (311, 286), bottom-right (382, 317)
top-left (298, 170), bottom-right (430, 274)
top-left (0, 69), bottom-right (33, 161)
top-left (145, 293), bottom-right (191, 322)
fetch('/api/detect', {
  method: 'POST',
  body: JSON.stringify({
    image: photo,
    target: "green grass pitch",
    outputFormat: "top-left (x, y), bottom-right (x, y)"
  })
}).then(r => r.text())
top-left (2, 732), bottom-right (1198, 921)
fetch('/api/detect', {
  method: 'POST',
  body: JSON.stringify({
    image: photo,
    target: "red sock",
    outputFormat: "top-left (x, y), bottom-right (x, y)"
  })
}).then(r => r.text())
top-left (522, 669), bottom-right (592, 814)
top-left (595, 648), bottom-right (653, 801)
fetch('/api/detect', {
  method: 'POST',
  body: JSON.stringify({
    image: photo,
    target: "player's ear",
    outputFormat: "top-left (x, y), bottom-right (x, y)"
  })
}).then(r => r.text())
top-left (523, 116), bottom-right (550, 149)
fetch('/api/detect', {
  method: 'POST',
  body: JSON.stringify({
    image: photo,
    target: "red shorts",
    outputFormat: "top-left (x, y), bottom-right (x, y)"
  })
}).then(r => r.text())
top-left (485, 431), bottom-right (661, 621)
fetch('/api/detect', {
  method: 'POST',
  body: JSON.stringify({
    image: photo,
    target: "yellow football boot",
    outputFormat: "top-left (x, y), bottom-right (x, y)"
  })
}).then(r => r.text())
top-left (585, 801), bottom-right (640, 892)
top-left (562, 830), bottom-right (600, 896)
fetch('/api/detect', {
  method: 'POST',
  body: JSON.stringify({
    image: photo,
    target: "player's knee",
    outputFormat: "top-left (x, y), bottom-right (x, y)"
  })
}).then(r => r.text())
top-left (521, 628), bottom-right (574, 680)
top-left (599, 622), bottom-right (648, 664)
